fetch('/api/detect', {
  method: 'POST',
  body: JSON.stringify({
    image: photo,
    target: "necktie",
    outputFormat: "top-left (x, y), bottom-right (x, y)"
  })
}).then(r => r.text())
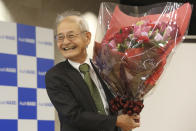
top-left (79, 63), bottom-right (106, 115)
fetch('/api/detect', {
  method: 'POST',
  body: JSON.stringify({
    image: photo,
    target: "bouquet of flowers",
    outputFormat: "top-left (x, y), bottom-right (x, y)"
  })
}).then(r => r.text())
top-left (93, 2), bottom-right (192, 115)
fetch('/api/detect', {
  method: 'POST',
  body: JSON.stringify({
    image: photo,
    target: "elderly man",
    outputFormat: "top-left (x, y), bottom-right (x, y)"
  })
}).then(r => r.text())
top-left (45, 11), bottom-right (140, 131)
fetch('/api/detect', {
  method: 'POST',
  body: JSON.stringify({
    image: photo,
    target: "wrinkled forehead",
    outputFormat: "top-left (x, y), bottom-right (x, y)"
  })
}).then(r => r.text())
top-left (57, 16), bottom-right (81, 34)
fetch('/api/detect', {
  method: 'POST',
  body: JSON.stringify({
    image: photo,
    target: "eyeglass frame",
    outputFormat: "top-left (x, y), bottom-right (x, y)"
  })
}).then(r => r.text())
top-left (55, 31), bottom-right (87, 42)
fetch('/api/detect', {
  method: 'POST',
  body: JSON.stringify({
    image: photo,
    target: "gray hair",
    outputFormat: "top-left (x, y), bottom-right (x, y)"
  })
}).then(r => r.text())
top-left (55, 10), bottom-right (89, 34)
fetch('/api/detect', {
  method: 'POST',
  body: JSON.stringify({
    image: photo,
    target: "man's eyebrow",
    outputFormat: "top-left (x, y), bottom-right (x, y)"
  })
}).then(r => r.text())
top-left (57, 31), bottom-right (74, 35)
top-left (57, 33), bottom-right (63, 36)
top-left (66, 31), bottom-right (74, 34)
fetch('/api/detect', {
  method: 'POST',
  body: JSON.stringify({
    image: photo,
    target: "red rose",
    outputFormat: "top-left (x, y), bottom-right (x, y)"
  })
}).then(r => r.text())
top-left (133, 106), bottom-right (140, 113)
top-left (147, 23), bottom-right (155, 28)
top-left (114, 33), bottom-right (124, 43)
top-left (127, 110), bottom-right (133, 115)
top-left (136, 36), bottom-right (149, 43)
top-left (122, 26), bottom-right (133, 38)
top-left (114, 26), bottom-right (133, 43)
top-left (122, 26), bottom-right (133, 35)
top-left (123, 103), bottom-right (129, 109)
top-left (109, 99), bottom-right (115, 105)
top-left (122, 109), bottom-right (127, 114)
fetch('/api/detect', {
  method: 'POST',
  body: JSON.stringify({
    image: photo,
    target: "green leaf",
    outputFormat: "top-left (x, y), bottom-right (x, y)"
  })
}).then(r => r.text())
top-left (120, 29), bottom-right (122, 34)
top-left (117, 43), bottom-right (128, 52)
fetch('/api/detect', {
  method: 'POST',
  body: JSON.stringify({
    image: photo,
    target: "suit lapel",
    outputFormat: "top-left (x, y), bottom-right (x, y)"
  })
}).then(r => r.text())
top-left (64, 60), bottom-right (97, 112)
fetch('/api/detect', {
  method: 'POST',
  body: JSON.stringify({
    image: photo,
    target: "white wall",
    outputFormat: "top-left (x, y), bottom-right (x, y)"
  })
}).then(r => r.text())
top-left (135, 43), bottom-right (196, 131)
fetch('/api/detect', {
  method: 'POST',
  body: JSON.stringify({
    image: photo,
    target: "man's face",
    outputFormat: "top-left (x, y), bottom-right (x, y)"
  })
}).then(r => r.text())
top-left (56, 16), bottom-right (90, 62)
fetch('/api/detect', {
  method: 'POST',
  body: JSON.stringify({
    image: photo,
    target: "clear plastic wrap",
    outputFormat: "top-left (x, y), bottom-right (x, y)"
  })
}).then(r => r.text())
top-left (93, 2), bottom-right (192, 115)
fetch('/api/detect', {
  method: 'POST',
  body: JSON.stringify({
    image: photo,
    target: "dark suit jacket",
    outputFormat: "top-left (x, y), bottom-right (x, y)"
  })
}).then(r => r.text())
top-left (45, 60), bottom-right (119, 131)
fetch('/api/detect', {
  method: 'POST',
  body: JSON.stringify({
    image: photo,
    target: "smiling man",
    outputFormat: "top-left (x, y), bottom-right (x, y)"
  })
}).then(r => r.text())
top-left (45, 11), bottom-right (140, 131)
top-left (56, 15), bottom-right (89, 63)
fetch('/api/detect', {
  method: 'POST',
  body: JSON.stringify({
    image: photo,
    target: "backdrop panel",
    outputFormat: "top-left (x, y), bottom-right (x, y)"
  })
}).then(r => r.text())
top-left (0, 21), bottom-right (55, 131)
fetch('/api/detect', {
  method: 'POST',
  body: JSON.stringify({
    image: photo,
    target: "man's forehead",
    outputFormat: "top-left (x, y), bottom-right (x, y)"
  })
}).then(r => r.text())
top-left (57, 16), bottom-right (81, 33)
top-left (59, 16), bottom-right (81, 27)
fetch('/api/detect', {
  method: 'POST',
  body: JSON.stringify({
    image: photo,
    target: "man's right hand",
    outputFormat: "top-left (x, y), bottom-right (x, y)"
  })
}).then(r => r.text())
top-left (116, 114), bottom-right (140, 131)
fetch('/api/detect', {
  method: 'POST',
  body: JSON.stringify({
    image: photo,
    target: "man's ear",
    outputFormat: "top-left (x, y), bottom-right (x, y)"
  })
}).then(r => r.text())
top-left (85, 31), bottom-right (91, 43)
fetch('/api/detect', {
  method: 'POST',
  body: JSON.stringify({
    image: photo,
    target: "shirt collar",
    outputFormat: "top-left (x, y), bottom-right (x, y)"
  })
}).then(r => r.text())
top-left (68, 56), bottom-right (92, 72)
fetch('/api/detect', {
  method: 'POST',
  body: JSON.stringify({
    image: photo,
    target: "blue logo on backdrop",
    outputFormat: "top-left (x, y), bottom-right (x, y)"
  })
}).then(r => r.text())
top-left (38, 102), bottom-right (53, 107)
top-left (0, 119), bottom-right (17, 131)
top-left (19, 69), bottom-right (36, 74)
top-left (18, 88), bottom-right (37, 119)
top-left (0, 53), bottom-right (17, 86)
top-left (37, 58), bottom-right (54, 88)
top-left (38, 120), bottom-right (54, 131)
top-left (17, 24), bottom-right (36, 56)
top-left (38, 41), bottom-right (53, 46)
top-left (0, 35), bottom-right (15, 41)
top-left (0, 100), bottom-right (17, 105)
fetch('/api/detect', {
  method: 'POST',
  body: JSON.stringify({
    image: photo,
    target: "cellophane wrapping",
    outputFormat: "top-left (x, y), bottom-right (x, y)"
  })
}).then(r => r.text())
top-left (93, 2), bottom-right (192, 115)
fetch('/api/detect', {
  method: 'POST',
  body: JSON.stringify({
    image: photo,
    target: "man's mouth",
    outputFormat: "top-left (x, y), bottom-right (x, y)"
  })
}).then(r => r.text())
top-left (63, 46), bottom-right (77, 51)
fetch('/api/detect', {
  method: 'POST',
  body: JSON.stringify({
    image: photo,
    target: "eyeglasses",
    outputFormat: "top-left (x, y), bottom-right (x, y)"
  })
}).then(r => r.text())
top-left (55, 31), bottom-right (86, 42)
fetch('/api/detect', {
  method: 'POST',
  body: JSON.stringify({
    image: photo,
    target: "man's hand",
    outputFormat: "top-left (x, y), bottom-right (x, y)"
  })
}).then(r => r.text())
top-left (116, 114), bottom-right (140, 131)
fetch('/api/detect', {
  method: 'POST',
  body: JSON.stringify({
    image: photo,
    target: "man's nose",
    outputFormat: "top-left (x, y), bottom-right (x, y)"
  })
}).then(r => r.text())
top-left (62, 37), bottom-right (70, 45)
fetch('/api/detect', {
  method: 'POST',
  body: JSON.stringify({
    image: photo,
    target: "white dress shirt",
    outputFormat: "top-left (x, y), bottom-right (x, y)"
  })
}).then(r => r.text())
top-left (68, 57), bottom-right (109, 115)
